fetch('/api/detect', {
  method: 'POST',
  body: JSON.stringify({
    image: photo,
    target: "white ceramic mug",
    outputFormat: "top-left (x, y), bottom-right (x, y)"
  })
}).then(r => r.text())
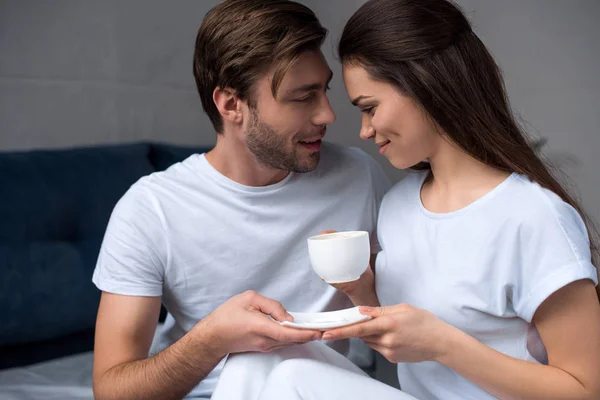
top-left (306, 231), bottom-right (370, 283)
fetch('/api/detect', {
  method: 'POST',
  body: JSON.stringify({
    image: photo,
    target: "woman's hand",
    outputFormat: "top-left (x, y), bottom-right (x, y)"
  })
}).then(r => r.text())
top-left (322, 304), bottom-right (458, 363)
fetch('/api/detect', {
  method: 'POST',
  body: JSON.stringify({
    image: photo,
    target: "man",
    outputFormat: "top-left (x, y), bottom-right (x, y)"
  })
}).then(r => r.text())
top-left (91, 1), bottom-right (390, 399)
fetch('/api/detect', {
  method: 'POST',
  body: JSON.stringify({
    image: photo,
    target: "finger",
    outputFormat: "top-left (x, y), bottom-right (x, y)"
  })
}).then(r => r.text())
top-left (358, 306), bottom-right (386, 318)
top-left (265, 342), bottom-right (306, 352)
top-left (363, 340), bottom-right (387, 356)
top-left (262, 321), bottom-right (322, 343)
top-left (363, 340), bottom-right (398, 364)
top-left (245, 291), bottom-right (293, 322)
top-left (360, 334), bottom-right (385, 346)
top-left (251, 337), bottom-right (293, 353)
top-left (359, 304), bottom-right (409, 318)
top-left (322, 319), bottom-right (385, 341)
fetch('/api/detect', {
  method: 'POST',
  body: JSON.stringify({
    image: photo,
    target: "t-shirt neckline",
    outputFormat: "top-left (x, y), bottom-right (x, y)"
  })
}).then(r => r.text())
top-left (195, 153), bottom-right (295, 193)
top-left (417, 172), bottom-right (518, 219)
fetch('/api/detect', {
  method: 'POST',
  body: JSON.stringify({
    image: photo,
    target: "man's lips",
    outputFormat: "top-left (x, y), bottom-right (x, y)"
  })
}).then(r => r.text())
top-left (299, 138), bottom-right (323, 151)
top-left (299, 137), bottom-right (323, 144)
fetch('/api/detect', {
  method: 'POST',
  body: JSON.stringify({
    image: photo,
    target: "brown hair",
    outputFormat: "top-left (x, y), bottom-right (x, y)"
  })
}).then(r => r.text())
top-left (193, 0), bottom-right (327, 133)
top-left (339, 0), bottom-right (599, 287)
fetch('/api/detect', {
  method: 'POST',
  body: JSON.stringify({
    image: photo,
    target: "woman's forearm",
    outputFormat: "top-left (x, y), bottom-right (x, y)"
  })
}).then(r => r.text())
top-left (437, 328), bottom-right (597, 400)
top-left (346, 289), bottom-right (380, 308)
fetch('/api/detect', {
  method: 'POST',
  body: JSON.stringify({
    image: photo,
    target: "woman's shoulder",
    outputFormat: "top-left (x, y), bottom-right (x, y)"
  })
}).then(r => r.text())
top-left (386, 170), bottom-right (428, 198)
top-left (513, 174), bottom-right (581, 222)
top-left (378, 170), bottom-right (427, 216)
top-left (508, 174), bottom-right (587, 233)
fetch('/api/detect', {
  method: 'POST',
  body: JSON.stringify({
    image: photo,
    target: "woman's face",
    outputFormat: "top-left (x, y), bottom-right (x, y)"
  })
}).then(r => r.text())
top-left (342, 64), bottom-right (441, 169)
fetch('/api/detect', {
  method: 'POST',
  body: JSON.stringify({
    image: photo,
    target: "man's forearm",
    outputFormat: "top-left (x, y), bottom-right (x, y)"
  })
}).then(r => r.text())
top-left (94, 322), bottom-right (224, 400)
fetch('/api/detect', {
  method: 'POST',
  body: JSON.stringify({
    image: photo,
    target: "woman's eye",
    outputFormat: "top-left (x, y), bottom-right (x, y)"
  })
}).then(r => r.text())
top-left (361, 107), bottom-right (376, 116)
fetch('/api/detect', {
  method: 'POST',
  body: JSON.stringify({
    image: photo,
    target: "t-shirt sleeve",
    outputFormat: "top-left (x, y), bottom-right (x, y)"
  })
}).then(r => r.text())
top-left (92, 183), bottom-right (167, 297)
top-left (364, 153), bottom-right (392, 254)
top-left (512, 197), bottom-right (598, 323)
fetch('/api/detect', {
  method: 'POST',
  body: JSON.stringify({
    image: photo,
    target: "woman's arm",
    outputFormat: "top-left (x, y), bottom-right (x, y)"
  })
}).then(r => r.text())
top-left (323, 279), bottom-right (600, 400)
top-left (331, 254), bottom-right (380, 307)
top-left (438, 279), bottom-right (600, 400)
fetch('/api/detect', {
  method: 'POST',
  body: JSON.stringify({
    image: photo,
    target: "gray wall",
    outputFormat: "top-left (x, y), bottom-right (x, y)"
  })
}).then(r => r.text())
top-left (456, 0), bottom-right (600, 225)
top-left (0, 0), bottom-right (215, 149)
top-left (1, 0), bottom-right (598, 221)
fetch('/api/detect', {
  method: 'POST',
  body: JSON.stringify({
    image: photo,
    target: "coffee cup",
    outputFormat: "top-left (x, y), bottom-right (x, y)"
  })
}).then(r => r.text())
top-left (307, 231), bottom-right (370, 283)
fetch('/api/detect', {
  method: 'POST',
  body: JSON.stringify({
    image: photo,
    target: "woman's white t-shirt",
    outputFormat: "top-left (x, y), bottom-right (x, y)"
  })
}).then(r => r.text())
top-left (375, 171), bottom-right (598, 400)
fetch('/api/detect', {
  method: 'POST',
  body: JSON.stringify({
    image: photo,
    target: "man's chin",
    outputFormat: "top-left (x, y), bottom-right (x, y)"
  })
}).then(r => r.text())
top-left (292, 153), bottom-right (320, 173)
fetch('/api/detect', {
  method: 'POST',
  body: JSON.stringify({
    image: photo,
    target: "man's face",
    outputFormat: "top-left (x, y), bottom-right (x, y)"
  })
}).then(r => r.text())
top-left (245, 50), bottom-right (335, 173)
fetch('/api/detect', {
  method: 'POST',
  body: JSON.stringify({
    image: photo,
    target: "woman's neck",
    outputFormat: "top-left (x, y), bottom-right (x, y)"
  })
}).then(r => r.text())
top-left (422, 138), bottom-right (511, 213)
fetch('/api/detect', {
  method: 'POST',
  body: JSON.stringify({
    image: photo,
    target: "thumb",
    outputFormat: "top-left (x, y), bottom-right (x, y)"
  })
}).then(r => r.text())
top-left (247, 293), bottom-right (294, 322)
top-left (358, 306), bottom-right (387, 318)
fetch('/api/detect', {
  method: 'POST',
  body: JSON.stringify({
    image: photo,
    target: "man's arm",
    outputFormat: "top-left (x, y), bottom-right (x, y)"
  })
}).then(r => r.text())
top-left (93, 291), bottom-right (322, 400)
top-left (92, 292), bottom-right (219, 400)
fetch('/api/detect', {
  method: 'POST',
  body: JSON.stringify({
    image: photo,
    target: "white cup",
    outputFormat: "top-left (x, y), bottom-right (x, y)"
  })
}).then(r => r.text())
top-left (307, 231), bottom-right (370, 283)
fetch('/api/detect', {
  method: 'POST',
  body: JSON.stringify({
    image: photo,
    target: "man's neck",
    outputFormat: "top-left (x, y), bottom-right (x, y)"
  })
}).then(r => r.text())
top-left (205, 134), bottom-right (290, 187)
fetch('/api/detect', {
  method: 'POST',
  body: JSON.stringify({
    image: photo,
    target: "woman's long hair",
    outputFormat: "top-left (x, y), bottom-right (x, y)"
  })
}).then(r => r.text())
top-left (339, 0), bottom-right (599, 294)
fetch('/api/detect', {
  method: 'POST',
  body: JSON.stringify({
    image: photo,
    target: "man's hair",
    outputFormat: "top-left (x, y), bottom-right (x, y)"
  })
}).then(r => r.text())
top-left (193, 0), bottom-right (328, 133)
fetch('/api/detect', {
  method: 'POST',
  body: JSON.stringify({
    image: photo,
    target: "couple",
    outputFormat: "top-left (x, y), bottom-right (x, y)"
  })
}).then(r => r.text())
top-left (91, 0), bottom-right (600, 399)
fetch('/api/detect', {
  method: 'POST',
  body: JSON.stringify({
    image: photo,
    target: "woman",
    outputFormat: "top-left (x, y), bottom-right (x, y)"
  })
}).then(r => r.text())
top-left (254, 0), bottom-right (600, 399)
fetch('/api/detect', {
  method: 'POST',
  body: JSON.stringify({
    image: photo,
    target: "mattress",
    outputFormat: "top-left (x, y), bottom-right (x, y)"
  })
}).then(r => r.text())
top-left (0, 351), bottom-right (94, 400)
top-left (0, 323), bottom-right (168, 400)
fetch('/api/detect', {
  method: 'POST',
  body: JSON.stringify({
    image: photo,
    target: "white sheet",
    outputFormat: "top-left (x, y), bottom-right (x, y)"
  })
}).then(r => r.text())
top-left (0, 325), bottom-right (373, 399)
top-left (0, 352), bottom-right (95, 400)
top-left (0, 323), bottom-right (166, 400)
top-left (212, 340), bottom-right (369, 400)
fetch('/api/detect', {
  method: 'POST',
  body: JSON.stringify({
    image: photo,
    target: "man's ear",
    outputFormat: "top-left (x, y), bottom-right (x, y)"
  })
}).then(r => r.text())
top-left (213, 87), bottom-right (243, 125)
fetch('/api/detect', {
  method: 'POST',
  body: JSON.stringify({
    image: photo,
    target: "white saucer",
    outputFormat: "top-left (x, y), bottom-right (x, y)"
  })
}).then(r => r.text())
top-left (280, 306), bottom-right (371, 330)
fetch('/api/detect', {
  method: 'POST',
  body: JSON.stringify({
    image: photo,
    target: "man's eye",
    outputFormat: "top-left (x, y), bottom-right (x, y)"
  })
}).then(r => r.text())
top-left (294, 93), bottom-right (316, 102)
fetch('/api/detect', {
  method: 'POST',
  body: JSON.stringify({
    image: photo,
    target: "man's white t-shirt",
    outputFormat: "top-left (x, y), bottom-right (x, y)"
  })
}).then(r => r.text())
top-left (376, 171), bottom-right (598, 400)
top-left (92, 142), bottom-right (390, 398)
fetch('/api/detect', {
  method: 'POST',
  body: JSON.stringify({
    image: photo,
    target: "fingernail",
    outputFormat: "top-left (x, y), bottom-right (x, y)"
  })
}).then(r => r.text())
top-left (359, 306), bottom-right (373, 314)
top-left (286, 313), bottom-right (294, 322)
top-left (322, 333), bottom-right (332, 340)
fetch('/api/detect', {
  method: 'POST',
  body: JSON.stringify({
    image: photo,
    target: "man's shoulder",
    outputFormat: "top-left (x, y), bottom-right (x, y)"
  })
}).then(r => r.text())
top-left (318, 142), bottom-right (391, 192)
top-left (121, 154), bottom-right (209, 202)
top-left (320, 142), bottom-right (382, 176)
top-left (111, 176), bottom-right (157, 217)
top-left (111, 157), bottom-right (198, 211)
top-left (321, 142), bottom-right (373, 164)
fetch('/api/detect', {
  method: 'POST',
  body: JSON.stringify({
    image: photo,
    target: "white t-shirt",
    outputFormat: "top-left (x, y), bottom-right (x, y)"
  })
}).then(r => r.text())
top-left (92, 142), bottom-right (390, 398)
top-left (375, 171), bottom-right (598, 400)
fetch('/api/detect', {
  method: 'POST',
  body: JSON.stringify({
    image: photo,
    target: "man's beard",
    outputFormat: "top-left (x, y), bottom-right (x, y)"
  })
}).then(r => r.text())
top-left (246, 107), bottom-right (321, 173)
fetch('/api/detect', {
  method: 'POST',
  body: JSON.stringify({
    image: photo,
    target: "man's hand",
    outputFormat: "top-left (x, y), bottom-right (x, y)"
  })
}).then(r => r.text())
top-left (93, 291), bottom-right (320, 400)
top-left (200, 290), bottom-right (323, 357)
